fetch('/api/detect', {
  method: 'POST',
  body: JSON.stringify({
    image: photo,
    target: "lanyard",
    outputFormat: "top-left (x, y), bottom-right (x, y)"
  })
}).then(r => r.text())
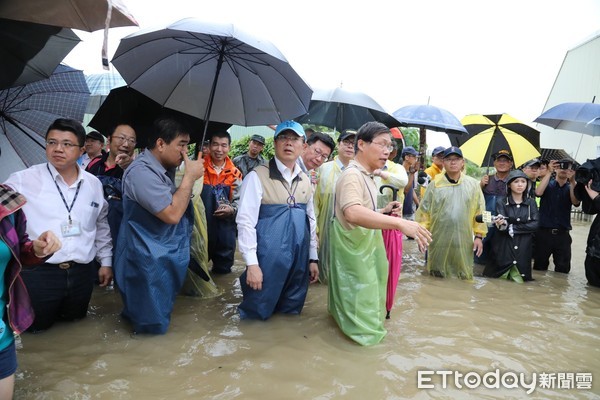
top-left (47, 164), bottom-right (82, 223)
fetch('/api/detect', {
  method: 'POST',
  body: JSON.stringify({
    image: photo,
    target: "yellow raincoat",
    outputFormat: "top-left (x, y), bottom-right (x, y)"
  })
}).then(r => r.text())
top-left (416, 173), bottom-right (487, 280)
top-left (374, 160), bottom-right (408, 208)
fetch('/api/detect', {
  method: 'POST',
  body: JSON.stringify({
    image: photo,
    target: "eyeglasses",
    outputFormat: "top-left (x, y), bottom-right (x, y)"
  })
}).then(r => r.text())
top-left (341, 139), bottom-right (355, 147)
top-left (46, 140), bottom-right (81, 150)
top-left (112, 135), bottom-right (137, 145)
top-left (277, 134), bottom-right (302, 142)
top-left (311, 146), bottom-right (330, 161)
top-left (370, 140), bottom-right (394, 152)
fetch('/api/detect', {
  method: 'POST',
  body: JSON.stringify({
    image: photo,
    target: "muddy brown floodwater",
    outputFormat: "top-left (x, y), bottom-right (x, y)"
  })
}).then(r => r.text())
top-left (13, 221), bottom-right (600, 399)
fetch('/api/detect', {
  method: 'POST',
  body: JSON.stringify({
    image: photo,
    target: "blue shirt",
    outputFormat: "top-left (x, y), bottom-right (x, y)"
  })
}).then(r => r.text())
top-left (538, 178), bottom-right (573, 230)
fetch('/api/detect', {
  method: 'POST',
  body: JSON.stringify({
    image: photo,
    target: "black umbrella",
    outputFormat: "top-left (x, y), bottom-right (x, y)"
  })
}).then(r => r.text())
top-left (0, 0), bottom-right (138, 32)
top-left (0, 64), bottom-right (89, 172)
top-left (88, 86), bottom-right (231, 148)
top-left (111, 18), bottom-right (311, 148)
top-left (540, 148), bottom-right (577, 164)
top-left (295, 87), bottom-right (401, 133)
top-left (0, 18), bottom-right (80, 89)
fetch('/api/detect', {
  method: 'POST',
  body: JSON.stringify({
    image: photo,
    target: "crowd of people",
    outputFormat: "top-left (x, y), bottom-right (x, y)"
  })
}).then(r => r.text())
top-left (2, 114), bottom-right (600, 397)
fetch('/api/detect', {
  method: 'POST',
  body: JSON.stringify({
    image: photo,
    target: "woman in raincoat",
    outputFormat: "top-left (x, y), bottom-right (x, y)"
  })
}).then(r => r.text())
top-left (328, 122), bottom-right (431, 346)
top-left (484, 169), bottom-right (539, 282)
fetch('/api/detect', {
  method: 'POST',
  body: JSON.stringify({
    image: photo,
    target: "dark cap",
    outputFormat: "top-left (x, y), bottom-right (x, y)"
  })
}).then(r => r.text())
top-left (443, 146), bottom-right (463, 158)
top-left (86, 130), bottom-right (105, 142)
top-left (401, 146), bottom-right (419, 157)
top-left (431, 146), bottom-right (446, 156)
top-left (250, 134), bottom-right (265, 145)
top-left (338, 129), bottom-right (357, 142)
top-left (507, 169), bottom-right (529, 186)
top-left (492, 149), bottom-right (513, 161)
top-left (521, 158), bottom-right (541, 169)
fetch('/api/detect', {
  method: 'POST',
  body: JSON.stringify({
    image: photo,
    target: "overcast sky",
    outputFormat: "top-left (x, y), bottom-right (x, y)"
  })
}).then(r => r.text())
top-left (64, 0), bottom-right (600, 148)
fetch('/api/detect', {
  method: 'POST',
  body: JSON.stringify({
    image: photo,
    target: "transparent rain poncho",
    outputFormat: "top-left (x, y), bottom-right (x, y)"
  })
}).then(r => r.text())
top-left (416, 173), bottom-right (487, 280)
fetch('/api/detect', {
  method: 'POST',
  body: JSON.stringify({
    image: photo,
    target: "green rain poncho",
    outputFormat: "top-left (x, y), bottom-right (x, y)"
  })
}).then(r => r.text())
top-left (416, 173), bottom-right (487, 280)
top-left (314, 157), bottom-right (344, 284)
top-left (328, 162), bottom-right (389, 346)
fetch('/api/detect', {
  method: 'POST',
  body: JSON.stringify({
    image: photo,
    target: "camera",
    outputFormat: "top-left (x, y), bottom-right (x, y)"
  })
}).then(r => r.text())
top-left (558, 161), bottom-right (572, 170)
top-left (475, 212), bottom-right (505, 224)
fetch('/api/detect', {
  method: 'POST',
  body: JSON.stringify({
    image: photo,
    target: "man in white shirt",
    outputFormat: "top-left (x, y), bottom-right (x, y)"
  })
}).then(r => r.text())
top-left (4, 118), bottom-right (112, 332)
top-left (236, 120), bottom-right (319, 320)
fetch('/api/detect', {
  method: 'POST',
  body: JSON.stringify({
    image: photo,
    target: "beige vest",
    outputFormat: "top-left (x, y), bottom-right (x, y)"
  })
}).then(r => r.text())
top-left (253, 163), bottom-right (312, 206)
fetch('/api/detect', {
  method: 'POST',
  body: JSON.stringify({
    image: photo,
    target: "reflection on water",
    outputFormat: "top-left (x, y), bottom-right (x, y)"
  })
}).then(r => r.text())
top-left (14, 222), bottom-right (599, 399)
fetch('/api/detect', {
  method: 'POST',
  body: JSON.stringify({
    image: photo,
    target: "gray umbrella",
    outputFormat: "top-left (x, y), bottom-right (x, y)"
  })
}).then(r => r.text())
top-left (111, 18), bottom-right (313, 144)
top-left (0, 64), bottom-right (90, 171)
top-left (295, 87), bottom-right (402, 133)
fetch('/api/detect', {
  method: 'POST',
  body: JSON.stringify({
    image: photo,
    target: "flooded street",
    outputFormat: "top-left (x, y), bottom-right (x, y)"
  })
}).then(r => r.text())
top-left (14, 221), bottom-right (600, 399)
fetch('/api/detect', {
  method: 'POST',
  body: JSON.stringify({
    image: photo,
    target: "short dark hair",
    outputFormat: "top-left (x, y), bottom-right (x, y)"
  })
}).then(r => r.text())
top-left (210, 131), bottom-right (231, 145)
top-left (108, 123), bottom-right (135, 138)
top-left (147, 117), bottom-right (190, 149)
top-left (356, 122), bottom-right (390, 153)
top-left (46, 118), bottom-right (86, 147)
top-left (306, 132), bottom-right (335, 154)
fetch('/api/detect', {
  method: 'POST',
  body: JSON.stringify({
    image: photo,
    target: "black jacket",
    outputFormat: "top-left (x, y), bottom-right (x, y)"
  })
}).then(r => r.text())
top-left (484, 196), bottom-right (539, 280)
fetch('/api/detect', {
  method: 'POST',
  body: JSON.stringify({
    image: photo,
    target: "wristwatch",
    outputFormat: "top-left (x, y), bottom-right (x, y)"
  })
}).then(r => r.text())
top-left (309, 259), bottom-right (319, 265)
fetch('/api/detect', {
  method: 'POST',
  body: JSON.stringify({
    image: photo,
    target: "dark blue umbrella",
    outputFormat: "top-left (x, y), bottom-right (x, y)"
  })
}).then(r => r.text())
top-left (0, 64), bottom-right (89, 172)
top-left (392, 104), bottom-right (468, 135)
top-left (534, 102), bottom-right (600, 136)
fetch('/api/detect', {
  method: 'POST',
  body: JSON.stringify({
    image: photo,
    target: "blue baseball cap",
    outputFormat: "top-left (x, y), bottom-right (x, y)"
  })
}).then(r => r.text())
top-left (431, 146), bottom-right (446, 156)
top-left (401, 146), bottom-right (419, 157)
top-left (443, 146), bottom-right (463, 158)
top-left (274, 121), bottom-right (305, 138)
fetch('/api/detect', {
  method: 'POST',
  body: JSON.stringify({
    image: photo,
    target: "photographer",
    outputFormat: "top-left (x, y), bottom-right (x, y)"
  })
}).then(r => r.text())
top-left (573, 157), bottom-right (600, 287)
top-left (533, 160), bottom-right (580, 274)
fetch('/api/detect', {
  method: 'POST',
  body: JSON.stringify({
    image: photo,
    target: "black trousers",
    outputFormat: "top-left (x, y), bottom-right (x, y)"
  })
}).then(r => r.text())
top-left (533, 229), bottom-right (572, 273)
top-left (21, 261), bottom-right (95, 332)
top-left (584, 255), bottom-right (600, 288)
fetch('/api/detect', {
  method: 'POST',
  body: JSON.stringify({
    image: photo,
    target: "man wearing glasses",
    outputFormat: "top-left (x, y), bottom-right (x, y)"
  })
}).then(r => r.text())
top-left (297, 132), bottom-right (335, 182)
top-left (86, 124), bottom-right (137, 179)
top-left (86, 124), bottom-right (137, 246)
top-left (236, 120), bottom-right (319, 320)
top-left (4, 118), bottom-right (113, 332)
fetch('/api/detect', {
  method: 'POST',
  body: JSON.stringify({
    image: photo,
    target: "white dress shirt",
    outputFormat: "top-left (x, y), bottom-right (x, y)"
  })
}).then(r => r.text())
top-left (236, 157), bottom-right (318, 266)
top-left (4, 163), bottom-right (113, 266)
